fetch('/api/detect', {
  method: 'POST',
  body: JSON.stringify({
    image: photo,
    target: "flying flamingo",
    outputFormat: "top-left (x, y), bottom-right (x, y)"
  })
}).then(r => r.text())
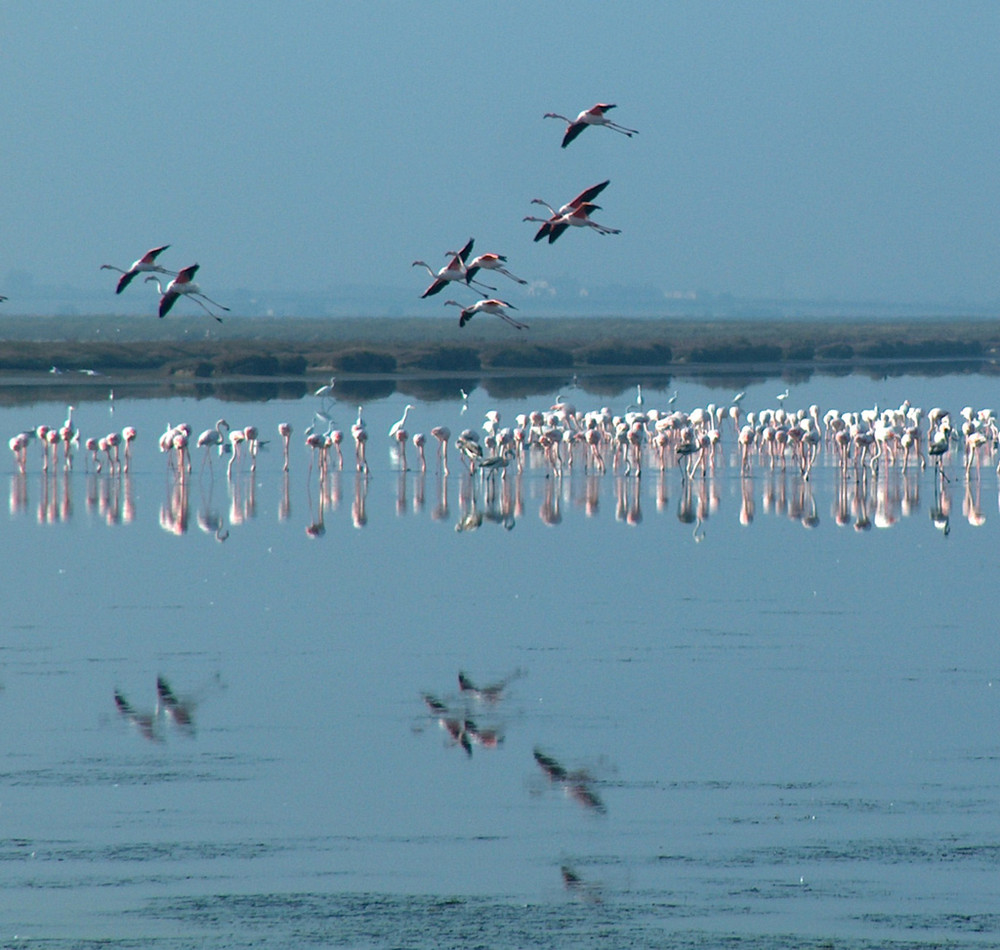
top-left (524, 201), bottom-right (620, 243)
top-left (448, 252), bottom-right (528, 287)
top-left (444, 298), bottom-right (528, 330)
top-left (412, 238), bottom-right (493, 297)
top-left (145, 265), bottom-right (229, 321)
top-left (101, 245), bottom-right (175, 293)
top-left (544, 103), bottom-right (639, 147)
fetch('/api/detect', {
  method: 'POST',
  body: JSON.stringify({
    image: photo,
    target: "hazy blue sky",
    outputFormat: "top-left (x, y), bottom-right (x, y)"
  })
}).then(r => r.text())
top-left (2, 2), bottom-right (999, 314)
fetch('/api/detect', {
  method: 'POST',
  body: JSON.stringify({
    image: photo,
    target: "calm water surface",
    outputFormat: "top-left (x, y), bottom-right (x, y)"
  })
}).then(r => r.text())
top-left (1, 372), bottom-right (999, 948)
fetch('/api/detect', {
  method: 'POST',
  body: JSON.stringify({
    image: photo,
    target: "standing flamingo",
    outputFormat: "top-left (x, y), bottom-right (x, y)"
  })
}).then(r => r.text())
top-left (121, 426), bottom-right (137, 472)
top-left (544, 103), bottom-right (638, 147)
top-left (146, 265), bottom-right (229, 321)
top-left (412, 238), bottom-right (493, 297)
top-left (444, 298), bottom-right (529, 330)
top-left (412, 432), bottom-right (427, 472)
top-left (431, 425), bottom-right (451, 474)
top-left (352, 406), bottom-right (369, 474)
top-left (197, 419), bottom-right (230, 471)
top-left (278, 422), bottom-right (292, 471)
top-left (101, 245), bottom-right (175, 293)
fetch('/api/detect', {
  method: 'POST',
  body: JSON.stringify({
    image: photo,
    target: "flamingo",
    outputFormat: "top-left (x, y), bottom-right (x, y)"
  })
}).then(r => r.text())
top-left (351, 406), bottom-right (369, 473)
top-left (412, 238), bottom-right (493, 297)
top-left (121, 425), bottom-right (137, 472)
top-left (278, 422), bottom-right (292, 471)
top-left (197, 419), bottom-right (230, 470)
top-left (524, 201), bottom-right (620, 243)
top-left (426, 425), bottom-right (449, 475)
top-left (444, 298), bottom-right (528, 330)
top-left (412, 432), bottom-right (427, 472)
top-left (523, 181), bottom-right (610, 242)
top-left (101, 245), bottom-right (175, 293)
top-left (452, 252), bottom-right (527, 287)
top-left (145, 265), bottom-right (229, 321)
top-left (544, 103), bottom-right (638, 147)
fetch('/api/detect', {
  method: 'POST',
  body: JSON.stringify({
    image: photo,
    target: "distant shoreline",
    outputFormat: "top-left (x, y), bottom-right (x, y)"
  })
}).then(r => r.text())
top-left (1, 316), bottom-right (997, 405)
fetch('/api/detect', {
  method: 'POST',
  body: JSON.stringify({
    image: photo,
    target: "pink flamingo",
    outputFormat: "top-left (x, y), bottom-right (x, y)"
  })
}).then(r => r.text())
top-left (197, 419), bottom-right (229, 471)
top-left (121, 426), bottom-right (137, 472)
top-left (101, 245), bottom-right (174, 294)
top-left (412, 238), bottom-right (493, 297)
top-left (146, 265), bottom-right (229, 321)
top-left (444, 298), bottom-right (528, 330)
top-left (431, 425), bottom-right (451, 474)
top-left (524, 201), bottom-right (620, 243)
top-left (278, 422), bottom-right (292, 471)
top-left (412, 432), bottom-right (427, 472)
top-left (544, 103), bottom-right (638, 147)
top-left (351, 407), bottom-right (369, 474)
top-left (452, 252), bottom-right (527, 287)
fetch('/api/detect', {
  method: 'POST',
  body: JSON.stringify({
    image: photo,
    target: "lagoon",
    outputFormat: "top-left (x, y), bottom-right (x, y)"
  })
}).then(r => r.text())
top-left (2, 370), bottom-right (999, 948)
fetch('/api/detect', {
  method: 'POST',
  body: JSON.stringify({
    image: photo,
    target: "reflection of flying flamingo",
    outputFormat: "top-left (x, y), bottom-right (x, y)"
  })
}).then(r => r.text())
top-left (458, 668), bottom-right (523, 702)
top-left (444, 298), bottom-right (528, 330)
top-left (101, 245), bottom-right (175, 293)
top-left (146, 264), bottom-right (229, 321)
top-left (156, 675), bottom-right (195, 732)
top-left (114, 690), bottom-right (159, 742)
top-left (413, 238), bottom-right (493, 297)
top-left (544, 103), bottom-right (638, 147)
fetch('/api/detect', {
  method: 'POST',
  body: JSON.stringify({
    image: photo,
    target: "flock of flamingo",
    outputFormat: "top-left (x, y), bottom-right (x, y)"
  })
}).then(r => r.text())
top-left (9, 383), bottom-right (999, 539)
top-left (8, 384), bottom-right (996, 487)
top-left (411, 103), bottom-right (636, 330)
top-left (0, 104), bottom-right (639, 322)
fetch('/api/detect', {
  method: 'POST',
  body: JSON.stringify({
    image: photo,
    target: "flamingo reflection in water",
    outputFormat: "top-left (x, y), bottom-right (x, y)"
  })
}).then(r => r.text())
top-left (419, 693), bottom-right (504, 757)
top-left (533, 748), bottom-right (607, 815)
top-left (114, 690), bottom-right (160, 743)
top-left (458, 668), bottom-right (524, 704)
top-left (115, 675), bottom-right (222, 742)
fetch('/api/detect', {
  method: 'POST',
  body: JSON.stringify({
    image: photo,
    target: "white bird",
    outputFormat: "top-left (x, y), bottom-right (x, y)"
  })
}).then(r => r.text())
top-left (444, 299), bottom-right (528, 331)
top-left (544, 103), bottom-right (638, 147)
top-left (101, 245), bottom-right (175, 294)
top-left (389, 405), bottom-right (414, 438)
top-left (146, 264), bottom-right (229, 321)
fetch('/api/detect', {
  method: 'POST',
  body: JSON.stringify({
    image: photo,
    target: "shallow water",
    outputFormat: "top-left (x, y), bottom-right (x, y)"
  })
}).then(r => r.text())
top-left (2, 374), bottom-right (999, 948)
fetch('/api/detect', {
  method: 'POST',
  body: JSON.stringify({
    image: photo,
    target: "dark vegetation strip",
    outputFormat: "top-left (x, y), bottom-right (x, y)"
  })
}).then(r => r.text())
top-left (0, 315), bottom-right (996, 380)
